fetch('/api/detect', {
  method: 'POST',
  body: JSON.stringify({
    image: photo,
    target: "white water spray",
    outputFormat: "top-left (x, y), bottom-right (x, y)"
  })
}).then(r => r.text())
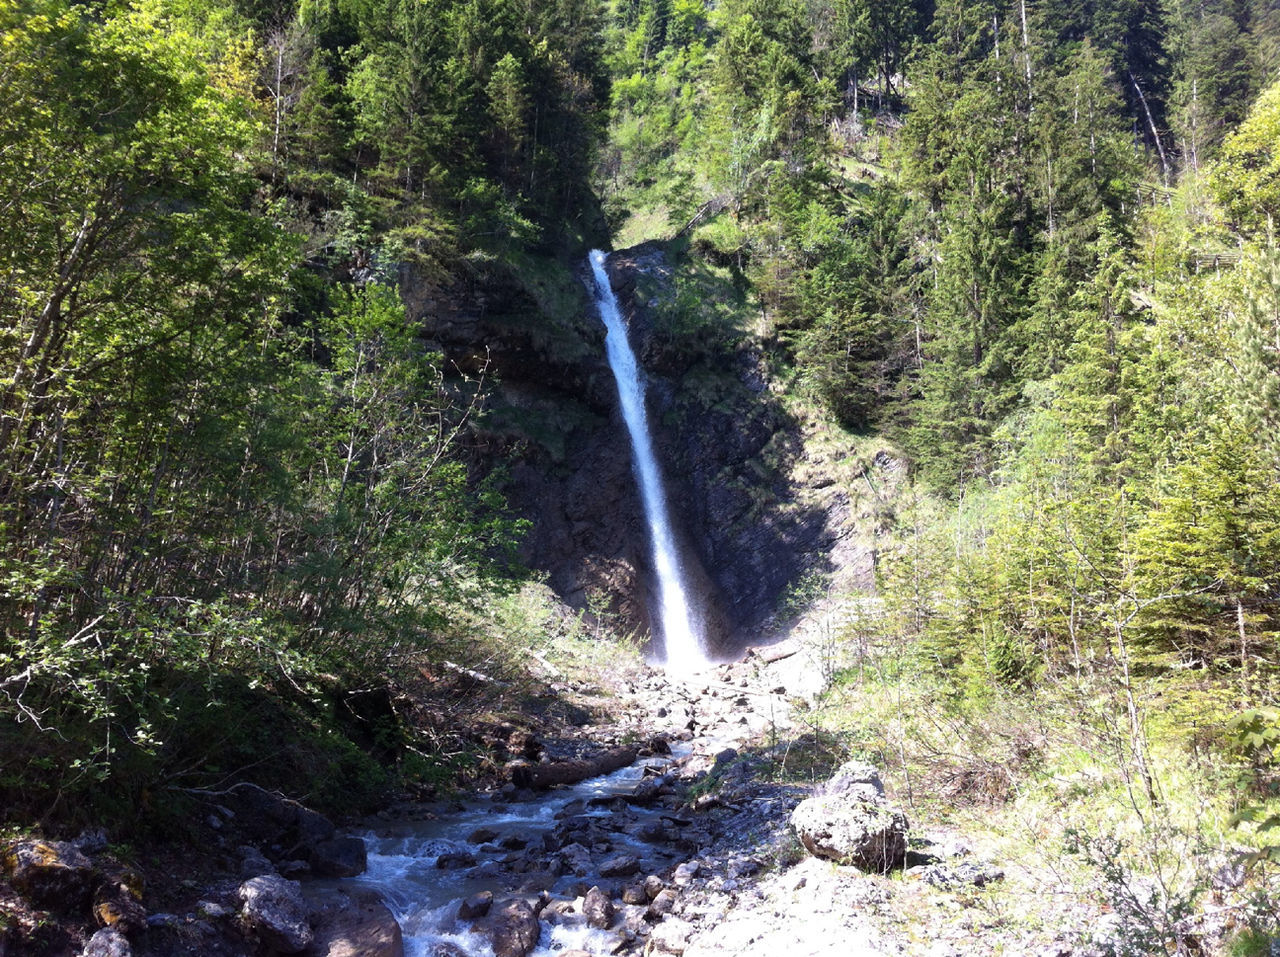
top-left (588, 250), bottom-right (709, 672)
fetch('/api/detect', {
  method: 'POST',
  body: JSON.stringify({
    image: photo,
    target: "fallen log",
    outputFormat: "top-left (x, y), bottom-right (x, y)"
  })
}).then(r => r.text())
top-left (510, 747), bottom-right (638, 790)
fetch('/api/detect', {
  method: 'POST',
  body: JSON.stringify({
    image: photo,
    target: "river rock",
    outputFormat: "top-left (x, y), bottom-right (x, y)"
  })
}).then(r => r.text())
top-left (789, 760), bottom-right (908, 871)
top-left (643, 875), bottom-right (665, 900)
top-left (310, 892), bottom-right (404, 957)
top-left (472, 899), bottom-right (540, 957)
top-left (238, 875), bottom-right (313, 953)
top-left (436, 851), bottom-right (476, 869)
top-left (583, 885), bottom-right (614, 929)
top-left (458, 891), bottom-right (493, 920)
top-left (599, 854), bottom-right (640, 877)
top-left (81, 928), bottom-right (131, 957)
top-left (4, 839), bottom-right (96, 910)
top-left (310, 836), bottom-right (367, 878)
top-left (621, 883), bottom-right (648, 905)
top-left (468, 827), bottom-right (500, 844)
top-left (647, 888), bottom-right (678, 918)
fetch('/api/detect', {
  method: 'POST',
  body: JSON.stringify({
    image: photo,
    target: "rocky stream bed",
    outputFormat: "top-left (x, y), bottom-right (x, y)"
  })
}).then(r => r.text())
top-left (1, 640), bottom-right (1152, 957)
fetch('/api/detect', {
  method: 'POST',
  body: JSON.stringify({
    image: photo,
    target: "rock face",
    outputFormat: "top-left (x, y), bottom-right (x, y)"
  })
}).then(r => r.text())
top-left (789, 761), bottom-right (909, 872)
top-left (401, 243), bottom-right (874, 658)
top-left (238, 875), bottom-right (314, 953)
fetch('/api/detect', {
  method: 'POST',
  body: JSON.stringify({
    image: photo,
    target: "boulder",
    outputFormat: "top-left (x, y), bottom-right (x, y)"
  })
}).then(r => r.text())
top-left (458, 891), bottom-right (493, 920)
top-left (310, 837), bottom-right (367, 878)
top-left (435, 852), bottom-right (476, 869)
top-left (599, 854), bottom-right (640, 878)
top-left (4, 840), bottom-right (96, 910)
top-left (472, 899), bottom-right (540, 957)
top-left (789, 760), bottom-right (908, 871)
top-left (583, 886), bottom-right (614, 930)
top-left (310, 892), bottom-right (404, 957)
top-left (81, 928), bottom-right (131, 957)
top-left (238, 875), bottom-right (313, 954)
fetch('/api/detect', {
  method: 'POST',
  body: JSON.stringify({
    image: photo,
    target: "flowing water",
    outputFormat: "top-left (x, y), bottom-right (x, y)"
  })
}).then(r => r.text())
top-left (588, 250), bottom-right (709, 672)
top-left (351, 749), bottom-right (688, 957)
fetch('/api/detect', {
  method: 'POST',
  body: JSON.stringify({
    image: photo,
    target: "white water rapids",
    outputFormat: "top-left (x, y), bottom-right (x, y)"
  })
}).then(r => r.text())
top-left (587, 250), bottom-right (710, 673)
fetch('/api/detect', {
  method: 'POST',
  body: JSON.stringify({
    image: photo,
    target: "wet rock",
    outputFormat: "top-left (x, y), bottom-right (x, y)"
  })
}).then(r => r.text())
top-left (238, 874), bottom-right (313, 953)
top-left (311, 837), bottom-right (368, 878)
top-left (559, 842), bottom-right (592, 875)
top-left (311, 892), bottom-right (404, 957)
top-left (790, 761), bottom-right (908, 871)
top-left (643, 875), bottom-right (665, 900)
top-left (3, 839), bottom-right (96, 910)
top-left (583, 885), bottom-right (615, 930)
top-left (600, 854), bottom-right (641, 877)
top-left (436, 851), bottom-right (477, 869)
top-left (468, 827), bottom-right (500, 844)
top-left (81, 928), bottom-right (131, 957)
top-left (458, 891), bottom-right (494, 920)
top-left (540, 900), bottom-right (580, 926)
top-left (472, 899), bottom-right (540, 957)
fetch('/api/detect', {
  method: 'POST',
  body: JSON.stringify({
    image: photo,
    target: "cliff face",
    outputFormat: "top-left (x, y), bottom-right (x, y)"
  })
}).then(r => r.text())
top-left (401, 243), bottom-right (877, 657)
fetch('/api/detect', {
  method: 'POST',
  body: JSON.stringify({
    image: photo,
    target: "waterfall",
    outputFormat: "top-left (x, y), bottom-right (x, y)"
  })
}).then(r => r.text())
top-left (588, 250), bottom-right (709, 672)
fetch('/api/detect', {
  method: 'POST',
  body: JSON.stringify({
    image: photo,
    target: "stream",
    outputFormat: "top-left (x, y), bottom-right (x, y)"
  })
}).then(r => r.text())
top-left (350, 743), bottom-right (696, 957)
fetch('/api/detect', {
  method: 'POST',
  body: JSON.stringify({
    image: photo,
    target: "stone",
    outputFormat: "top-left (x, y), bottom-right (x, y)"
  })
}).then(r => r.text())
top-left (237, 874), bottom-right (313, 954)
top-left (435, 851), bottom-right (477, 869)
top-left (4, 840), bottom-right (96, 910)
top-left (621, 884), bottom-right (648, 905)
top-left (93, 882), bottom-right (147, 936)
top-left (912, 862), bottom-right (1005, 889)
top-left (599, 854), bottom-right (641, 877)
top-left (239, 845), bottom-right (276, 878)
top-left (472, 899), bottom-right (540, 957)
top-left (468, 827), bottom-right (500, 844)
top-left (672, 861), bottom-right (700, 885)
top-left (647, 888), bottom-right (678, 918)
top-left (310, 837), bottom-right (368, 878)
top-left (310, 893), bottom-right (404, 957)
top-left (81, 928), bottom-right (131, 957)
top-left (558, 843), bottom-right (592, 875)
top-left (650, 917), bottom-right (695, 954)
top-left (583, 885), bottom-right (615, 930)
top-left (458, 891), bottom-right (493, 920)
top-left (790, 761), bottom-right (909, 872)
top-left (643, 875), bottom-right (665, 900)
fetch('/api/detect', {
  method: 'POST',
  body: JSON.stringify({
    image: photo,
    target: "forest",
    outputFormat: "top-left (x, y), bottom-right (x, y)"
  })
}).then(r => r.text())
top-left (4, 0), bottom-right (1280, 948)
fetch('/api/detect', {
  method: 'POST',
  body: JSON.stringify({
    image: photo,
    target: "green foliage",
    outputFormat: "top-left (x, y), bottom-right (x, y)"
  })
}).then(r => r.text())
top-left (1212, 81), bottom-right (1280, 233)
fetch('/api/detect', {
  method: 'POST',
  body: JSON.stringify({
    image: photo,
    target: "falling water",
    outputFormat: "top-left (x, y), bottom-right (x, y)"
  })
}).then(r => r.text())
top-left (588, 249), bottom-right (709, 672)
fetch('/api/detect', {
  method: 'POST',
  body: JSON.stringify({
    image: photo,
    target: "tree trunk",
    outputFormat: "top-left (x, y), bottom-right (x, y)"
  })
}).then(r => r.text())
top-left (510, 746), bottom-right (638, 789)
